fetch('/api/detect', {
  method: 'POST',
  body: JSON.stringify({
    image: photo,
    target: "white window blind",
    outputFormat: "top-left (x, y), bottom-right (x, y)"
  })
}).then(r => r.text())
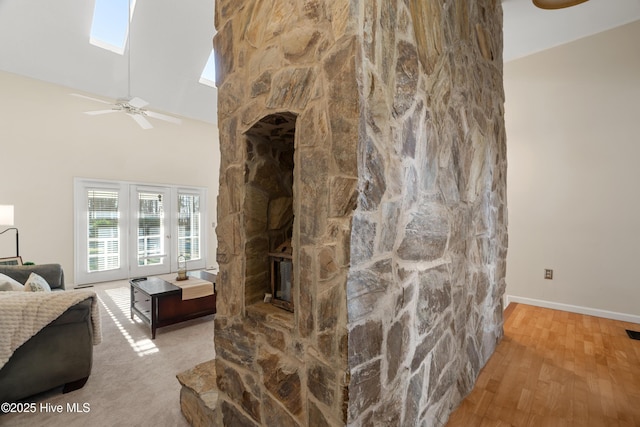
top-left (178, 193), bottom-right (201, 261)
top-left (87, 189), bottom-right (120, 272)
top-left (137, 192), bottom-right (165, 266)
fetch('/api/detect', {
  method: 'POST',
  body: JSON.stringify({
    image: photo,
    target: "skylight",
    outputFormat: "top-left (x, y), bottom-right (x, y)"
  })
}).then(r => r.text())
top-left (90, 0), bottom-right (136, 55)
top-left (199, 49), bottom-right (216, 88)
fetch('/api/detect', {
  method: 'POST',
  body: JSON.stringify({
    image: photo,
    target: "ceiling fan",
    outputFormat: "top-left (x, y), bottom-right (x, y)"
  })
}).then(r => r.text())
top-left (72, 0), bottom-right (181, 130)
top-left (532, 0), bottom-right (589, 9)
top-left (72, 93), bottom-right (181, 130)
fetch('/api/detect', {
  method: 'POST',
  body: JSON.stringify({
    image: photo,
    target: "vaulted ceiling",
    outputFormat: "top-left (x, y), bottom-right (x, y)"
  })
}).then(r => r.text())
top-left (0, 0), bottom-right (638, 127)
top-left (0, 0), bottom-right (217, 125)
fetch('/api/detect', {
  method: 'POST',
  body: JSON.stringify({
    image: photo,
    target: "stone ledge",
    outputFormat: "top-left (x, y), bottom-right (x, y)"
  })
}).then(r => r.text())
top-left (246, 302), bottom-right (294, 331)
top-left (177, 359), bottom-right (221, 426)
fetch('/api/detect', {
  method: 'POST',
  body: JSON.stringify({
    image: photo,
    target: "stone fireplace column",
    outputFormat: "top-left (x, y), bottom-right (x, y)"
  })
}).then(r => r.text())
top-left (206, 1), bottom-right (507, 426)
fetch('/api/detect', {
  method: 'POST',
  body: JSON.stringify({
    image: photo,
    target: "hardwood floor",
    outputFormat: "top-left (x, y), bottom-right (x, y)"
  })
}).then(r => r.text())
top-left (447, 303), bottom-right (640, 426)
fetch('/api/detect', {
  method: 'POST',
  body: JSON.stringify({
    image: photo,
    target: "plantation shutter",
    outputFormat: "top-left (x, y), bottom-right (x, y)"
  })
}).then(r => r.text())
top-left (87, 189), bottom-right (120, 272)
top-left (178, 192), bottom-right (201, 261)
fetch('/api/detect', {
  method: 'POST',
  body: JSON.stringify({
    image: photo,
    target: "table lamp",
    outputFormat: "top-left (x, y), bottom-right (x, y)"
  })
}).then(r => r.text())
top-left (176, 255), bottom-right (188, 281)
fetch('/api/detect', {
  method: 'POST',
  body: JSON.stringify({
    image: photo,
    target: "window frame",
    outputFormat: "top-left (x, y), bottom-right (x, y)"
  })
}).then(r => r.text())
top-left (74, 178), bottom-right (207, 285)
top-left (74, 179), bottom-right (130, 284)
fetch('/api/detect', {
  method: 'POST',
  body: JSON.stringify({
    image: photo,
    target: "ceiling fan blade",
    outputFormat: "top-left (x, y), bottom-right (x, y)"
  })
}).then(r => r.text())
top-left (84, 109), bottom-right (119, 115)
top-left (146, 110), bottom-right (182, 125)
top-left (71, 93), bottom-right (112, 105)
top-left (128, 113), bottom-right (153, 130)
top-left (128, 97), bottom-right (149, 109)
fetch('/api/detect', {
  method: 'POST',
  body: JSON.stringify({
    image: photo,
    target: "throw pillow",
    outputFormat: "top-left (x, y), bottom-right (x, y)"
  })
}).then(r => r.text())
top-left (24, 272), bottom-right (52, 292)
top-left (0, 273), bottom-right (24, 291)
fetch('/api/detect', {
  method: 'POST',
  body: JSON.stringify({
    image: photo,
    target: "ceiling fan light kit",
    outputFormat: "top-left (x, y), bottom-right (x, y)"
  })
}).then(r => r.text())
top-left (532, 0), bottom-right (590, 10)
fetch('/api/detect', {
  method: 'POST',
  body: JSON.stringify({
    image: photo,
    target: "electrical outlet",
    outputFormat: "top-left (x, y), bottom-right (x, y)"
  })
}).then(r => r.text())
top-left (544, 269), bottom-right (553, 280)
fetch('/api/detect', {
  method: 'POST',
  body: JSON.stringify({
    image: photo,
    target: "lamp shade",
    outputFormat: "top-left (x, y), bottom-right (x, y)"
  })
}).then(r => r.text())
top-left (0, 205), bottom-right (14, 226)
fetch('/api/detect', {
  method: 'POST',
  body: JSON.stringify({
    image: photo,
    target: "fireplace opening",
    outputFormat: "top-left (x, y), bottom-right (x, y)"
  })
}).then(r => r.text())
top-left (243, 112), bottom-right (297, 311)
top-left (269, 240), bottom-right (293, 311)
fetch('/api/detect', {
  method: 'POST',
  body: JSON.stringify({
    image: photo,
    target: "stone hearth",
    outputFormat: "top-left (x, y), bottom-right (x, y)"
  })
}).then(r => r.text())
top-left (182, 1), bottom-right (508, 426)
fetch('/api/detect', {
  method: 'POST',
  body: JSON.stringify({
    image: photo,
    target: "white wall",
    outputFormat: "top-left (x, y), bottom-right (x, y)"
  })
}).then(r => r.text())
top-left (504, 20), bottom-right (640, 318)
top-left (0, 70), bottom-right (220, 284)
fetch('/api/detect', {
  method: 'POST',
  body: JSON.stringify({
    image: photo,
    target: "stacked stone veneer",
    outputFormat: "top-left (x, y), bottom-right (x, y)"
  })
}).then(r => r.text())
top-left (211, 0), bottom-right (507, 426)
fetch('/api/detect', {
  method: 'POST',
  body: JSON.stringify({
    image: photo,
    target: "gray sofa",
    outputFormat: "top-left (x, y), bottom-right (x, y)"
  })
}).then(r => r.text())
top-left (0, 264), bottom-right (95, 402)
top-left (0, 263), bottom-right (66, 291)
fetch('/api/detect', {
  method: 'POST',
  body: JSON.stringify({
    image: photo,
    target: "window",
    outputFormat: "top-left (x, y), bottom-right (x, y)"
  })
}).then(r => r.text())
top-left (178, 192), bottom-right (201, 261)
top-left (75, 178), bottom-right (207, 285)
top-left (75, 181), bottom-right (128, 284)
top-left (199, 49), bottom-right (216, 88)
top-left (137, 192), bottom-right (165, 266)
top-left (87, 190), bottom-right (120, 272)
top-left (90, 0), bottom-right (136, 54)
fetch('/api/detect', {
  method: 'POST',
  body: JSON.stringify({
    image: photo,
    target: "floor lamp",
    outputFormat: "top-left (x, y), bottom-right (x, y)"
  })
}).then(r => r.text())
top-left (0, 205), bottom-right (19, 257)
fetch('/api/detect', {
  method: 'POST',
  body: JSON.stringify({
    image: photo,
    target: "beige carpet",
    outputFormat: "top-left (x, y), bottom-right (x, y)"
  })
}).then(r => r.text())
top-left (1, 279), bottom-right (215, 427)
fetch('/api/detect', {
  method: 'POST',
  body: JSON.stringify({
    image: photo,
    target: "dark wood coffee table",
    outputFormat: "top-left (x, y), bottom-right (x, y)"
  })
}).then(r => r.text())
top-left (129, 275), bottom-right (216, 339)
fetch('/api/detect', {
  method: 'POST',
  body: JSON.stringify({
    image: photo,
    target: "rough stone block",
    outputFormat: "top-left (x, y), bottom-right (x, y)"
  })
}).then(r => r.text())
top-left (263, 393), bottom-right (300, 427)
top-left (216, 363), bottom-right (261, 423)
top-left (348, 320), bottom-right (382, 368)
top-left (219, 116), bottom-right (241, 164)
top-left (298, 247), bottom-right (315, 338)
top-left (177, 360), bottom-right (220, 427)
top-left (403, 365), bottom-right (424, 426)
top-left (329, 114), bottom-right (358, 176)
top-left (409, 0), bottom-right (443, 75)
top-left (244, 186), bottom-right (269, 235)
top-left (349, 213), bottom-right (376, 266)
top-left (258, 350), bottom-right (303, 416)
top-left (308, 399), bottom-right (331, 427)
top-left (358, 137), bottom-right (386, 211)
top-left (410, 311), bottom-right (452, 372)
top-left (347, 259), bottom-right (392, 300)
top-left (317, 331), bottom-right (335, 360)
top-left (246, 316), bottom-right (287, 352)
top-left (318, 284), bottom-right (341, 332)
top-left (362, 393), bottom-right (402, 427)
top-left (318, 246), bottom-right (338, 281)
top-left (378, 201), bottom-right (400, 253)
top-left (221, 400), bottom-right (260, 427)
top-left (224, 166), bottom-right (244, 214)
top-left (416, 265), bottom-right (452, 333)
top-left (268, 197), bottom-right (293, 230)
top-left (215, 322), bottom-right (257, 368)
top-left (179, 386), bottom-right (219, 427)
top-left (386, 312), bottom-right (410, 384)
top-left (393, 40), bottom-right (419, 117)
top-left (299, 148), bottom-right (329, 244)
top-left (212, 20), bottom-right (234, 86)
top-left (397, 202), bottom-right (449, 262)
top-left (266, 67), bottom-right (317, 111)
top-left (308, 361), bottom-right (336, 407)
top-left (329, 176), bottom-right (358, 218)
top-left (251, 70), bottom-right (272, 98)
top-left (282, 25), bottom-right (320, 58)
top-left (348, 359), bottom-right (381, 420)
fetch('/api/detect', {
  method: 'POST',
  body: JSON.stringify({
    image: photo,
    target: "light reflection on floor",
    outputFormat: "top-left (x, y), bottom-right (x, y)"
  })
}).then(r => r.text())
top-left (98, 287), bottom-right (159, 357)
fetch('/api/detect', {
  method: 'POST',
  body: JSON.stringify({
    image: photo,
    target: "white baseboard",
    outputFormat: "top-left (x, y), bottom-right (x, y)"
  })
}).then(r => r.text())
top-left (505, 295), bottom-right (640, 324)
